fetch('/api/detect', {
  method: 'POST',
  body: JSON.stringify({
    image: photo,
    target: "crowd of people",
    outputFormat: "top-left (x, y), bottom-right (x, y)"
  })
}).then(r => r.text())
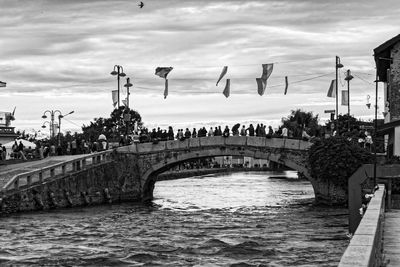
top-left (133, 123), bottom-right (307, 145)
top-left (0, 121), bottom-right (377, 162)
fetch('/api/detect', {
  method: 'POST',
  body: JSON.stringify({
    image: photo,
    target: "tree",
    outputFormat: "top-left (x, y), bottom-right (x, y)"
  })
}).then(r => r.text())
top-left (308, 136), bottom-right (374, 189)
top-left (281, 109), bottom-right (320, 138)
top-left (82, 107), bottom-right (142, 142)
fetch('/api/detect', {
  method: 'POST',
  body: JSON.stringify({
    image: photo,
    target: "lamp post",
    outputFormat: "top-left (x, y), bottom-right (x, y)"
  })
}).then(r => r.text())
top-left (110, 65), bottom-right (126, 109)
top-left (41, 110), bottom-right (74, 145)
top-left (57, 111), bottom-right (74, 145)
top-left (335, 56), bottom-right (344, 133)
top-left (344, 69), bottom-right (354, 130)
top-left (41, 121), bottom-right (51, 137)
top-left (124, 77), bottom-right (133, 109)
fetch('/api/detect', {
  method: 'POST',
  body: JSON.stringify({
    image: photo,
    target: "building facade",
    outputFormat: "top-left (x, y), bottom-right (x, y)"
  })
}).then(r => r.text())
top-left (374, 34), bottom-right (400, 156)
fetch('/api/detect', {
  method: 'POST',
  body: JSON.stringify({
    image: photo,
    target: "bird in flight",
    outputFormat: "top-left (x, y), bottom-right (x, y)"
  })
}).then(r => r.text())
top-left (138, 1), bottom-right (144, 8)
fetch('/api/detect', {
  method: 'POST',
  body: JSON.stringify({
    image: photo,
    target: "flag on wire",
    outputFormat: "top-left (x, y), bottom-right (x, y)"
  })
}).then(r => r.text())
top-left (256, 78), bottom-right (266, 96)
top-left (327, 80), bottom-right (336, 98)
top-left (112, 90), bottom-right (118, 107)
top-left (164, 79), bottom-right (169, 99)
top-left (122, 99), bottom-right (127, 106)
top-left (155, 67), bottom-right (173, 78)
top-left (341, 90), bottom-right (348, 106)
top-left (222, 79), bottom-right (230, 98)
top-left (0, 81), bottom-right (6, 87)
top-left (261, 64), bottom-right (273, 81)
top-left (216, 66), bottom-right (228, 86)
top-left (284, 76), bottom-right (288, 95)
top-left (155, 67), bottom-right (173, 99)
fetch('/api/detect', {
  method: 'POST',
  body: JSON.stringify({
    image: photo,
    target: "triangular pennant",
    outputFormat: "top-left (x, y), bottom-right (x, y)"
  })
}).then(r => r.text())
top-left (0, 81), bottom-right (6, 87)
top-left (327, 80), bottom-right (336, 97)
top-left (256, 78), bottom-right (266, 96)
top-left (216, 66), bottom-right (228, 86)
top-left (222, 79), bottom-right (230, 98)
top-left (164, 79), bottom-right (168, 99)
top-left (112, 90), bottom-right (118, 107)
top-left (122, 99), bottom-right (127, 106)
top-left (155, 67), bottom-right (173, 78)
top-left (261, 64), bottom-right (273, 80)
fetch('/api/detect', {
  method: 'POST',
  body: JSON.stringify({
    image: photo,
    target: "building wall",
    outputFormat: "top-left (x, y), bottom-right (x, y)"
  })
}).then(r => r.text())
top-left (389, 42), bottom-right (400, 121)
top-left (394, 126), bottom-right (400, 156)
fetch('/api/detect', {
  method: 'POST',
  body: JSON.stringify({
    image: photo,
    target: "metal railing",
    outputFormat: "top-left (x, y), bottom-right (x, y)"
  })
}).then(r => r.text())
top-left (1, 150), bottom-right (114, 196)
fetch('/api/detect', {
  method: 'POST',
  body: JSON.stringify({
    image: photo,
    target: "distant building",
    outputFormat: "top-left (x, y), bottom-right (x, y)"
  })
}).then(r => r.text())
top-left (374, 34), bottom-right (400, 156)
top-left (0, 111), bottom-right (19, 145)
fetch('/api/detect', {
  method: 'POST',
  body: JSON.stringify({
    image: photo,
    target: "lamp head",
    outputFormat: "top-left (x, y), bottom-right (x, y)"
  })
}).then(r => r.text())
top-left (41, 125), bottom-right (46, 128)
top-left (119, 72), bottom-right (126, 77)
top-left (344, 74), bottom-right (354, 81)
top-left (336, 63), bottom-right (344, 69)
top-left (110, 70), bottom-right (118, 75)
top-left (124, 82), bottom-right (133, 87)
top-left (42, 115), bottom-right (47, 119)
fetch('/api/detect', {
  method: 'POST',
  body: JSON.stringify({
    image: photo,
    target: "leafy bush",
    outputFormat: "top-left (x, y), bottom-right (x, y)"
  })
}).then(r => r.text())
top-left (308, 137), bottom-right (374, 187)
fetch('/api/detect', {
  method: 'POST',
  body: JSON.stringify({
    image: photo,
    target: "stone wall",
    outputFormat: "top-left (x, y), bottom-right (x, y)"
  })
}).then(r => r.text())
top-left (0, 153), bottom-right (142, 215)
top-left (389, 42), bottom-right (400, 121)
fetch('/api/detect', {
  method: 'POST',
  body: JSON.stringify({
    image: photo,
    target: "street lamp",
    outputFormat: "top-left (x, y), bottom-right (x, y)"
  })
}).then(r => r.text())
top-left (57, 111), bottom-right (74, 145)
top-left (344, 69), bottom-right (354, 130)
top-left (335, 56), bottom-right (344, 133)
top-left (124, 77), bottom-right (133, 109)
top-left (41, 121), bottom-right (52, 138)
top-left (42, 110), bottom-right (62, 139)
top-left (41, 110), bottom-right (74, 145)
top-left (111, 65), bottom-right (126, 109)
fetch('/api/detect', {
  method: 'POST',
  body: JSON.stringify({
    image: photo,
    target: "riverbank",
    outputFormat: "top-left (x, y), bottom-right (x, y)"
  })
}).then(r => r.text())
top-left (157, 167), bottom-right (294, 181)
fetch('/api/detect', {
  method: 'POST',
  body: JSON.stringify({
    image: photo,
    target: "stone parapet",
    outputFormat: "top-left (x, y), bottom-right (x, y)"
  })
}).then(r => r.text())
top-left (338, 185), bottom-right (385, 267)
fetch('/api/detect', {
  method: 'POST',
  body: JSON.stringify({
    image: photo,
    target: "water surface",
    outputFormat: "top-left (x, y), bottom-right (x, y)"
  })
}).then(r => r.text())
top-left (0, 171), bottom-right (349, 266)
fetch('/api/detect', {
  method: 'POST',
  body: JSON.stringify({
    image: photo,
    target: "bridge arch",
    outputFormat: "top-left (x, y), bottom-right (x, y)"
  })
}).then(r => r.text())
top-left (141, 146), bottom-right (311, 201)
top-left (116, 136), bottom-right (312, 201)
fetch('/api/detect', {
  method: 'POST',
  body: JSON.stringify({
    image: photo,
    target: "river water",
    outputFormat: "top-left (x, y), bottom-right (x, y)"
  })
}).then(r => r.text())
top-left (0, 171), bottom-right (349, 266)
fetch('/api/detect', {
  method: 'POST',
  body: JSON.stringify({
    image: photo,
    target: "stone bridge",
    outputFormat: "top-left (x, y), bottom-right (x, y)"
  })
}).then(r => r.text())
top-left (116, 136), bottom-right (314, 201)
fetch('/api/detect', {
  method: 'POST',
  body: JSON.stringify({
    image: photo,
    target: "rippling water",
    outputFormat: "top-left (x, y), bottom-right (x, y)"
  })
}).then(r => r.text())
top-left (0, 171), bottom-right (349, 266)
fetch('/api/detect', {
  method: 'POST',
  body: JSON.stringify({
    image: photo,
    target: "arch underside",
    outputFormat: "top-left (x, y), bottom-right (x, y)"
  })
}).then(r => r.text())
top-left (140, 147), bottom-right (310, 201)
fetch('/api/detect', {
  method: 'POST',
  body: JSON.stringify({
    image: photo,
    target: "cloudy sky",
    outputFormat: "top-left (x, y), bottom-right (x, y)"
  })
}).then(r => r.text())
top-left (0, 0), bottom-right (399, 134)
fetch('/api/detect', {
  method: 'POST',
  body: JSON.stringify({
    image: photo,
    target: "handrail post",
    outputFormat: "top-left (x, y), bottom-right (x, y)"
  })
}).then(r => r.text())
top-left (27, 175), bottom-right (32, 186)
top-left (38, 172), bottom-right (43, 183)
top-left (82, 158), bottom-right (86, 169)
top-left (50, 168), bottom-right (55, 178)
top-left (62, 164), bottom-right (66, 175)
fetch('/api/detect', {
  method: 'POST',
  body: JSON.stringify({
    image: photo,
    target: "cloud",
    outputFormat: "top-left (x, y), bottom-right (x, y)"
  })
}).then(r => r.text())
top-left (0, 0), bottom-right (397, 132)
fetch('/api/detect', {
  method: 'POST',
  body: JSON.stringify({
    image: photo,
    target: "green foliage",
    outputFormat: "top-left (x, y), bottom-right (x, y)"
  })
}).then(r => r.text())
top-left (308, 137), bottom-right (374, 187)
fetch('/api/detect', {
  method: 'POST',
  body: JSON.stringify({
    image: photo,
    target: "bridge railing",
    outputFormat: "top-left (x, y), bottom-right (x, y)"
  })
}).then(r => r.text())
top-left (0, 150), bottom-right (114, 196)
top-left (117, 136), bottom-right (312, 154)
top-left (339, 184), bottom-right (386, 267)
